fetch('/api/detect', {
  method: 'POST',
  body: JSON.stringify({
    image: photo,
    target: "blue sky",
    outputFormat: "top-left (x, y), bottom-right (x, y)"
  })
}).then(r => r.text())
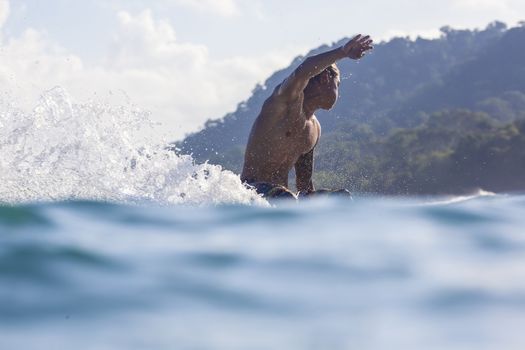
top-left (1, 0), bottom-right (524, 139)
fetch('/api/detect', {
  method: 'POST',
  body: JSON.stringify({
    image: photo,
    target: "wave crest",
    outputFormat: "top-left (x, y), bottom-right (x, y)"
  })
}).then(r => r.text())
top-left (0, 87), bottom-right (265, 206)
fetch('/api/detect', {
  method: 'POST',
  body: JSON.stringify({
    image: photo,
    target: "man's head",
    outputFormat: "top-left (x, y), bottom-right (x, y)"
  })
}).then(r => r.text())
top-left (305, 63), bottom-right (341, 110)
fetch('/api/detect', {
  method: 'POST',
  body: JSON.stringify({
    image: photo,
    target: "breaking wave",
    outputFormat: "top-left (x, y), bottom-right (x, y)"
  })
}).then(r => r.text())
top-left (0, 87), bottom-right (266, 206)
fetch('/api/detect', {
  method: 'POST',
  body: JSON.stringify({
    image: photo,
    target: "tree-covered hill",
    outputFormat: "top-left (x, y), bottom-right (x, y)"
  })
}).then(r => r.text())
top-left (176, 22), bottom-right (525, 195)
top-left (314, 110), bottom-right (525, 194)
top-left (389, 23), bottom-right (525, 128)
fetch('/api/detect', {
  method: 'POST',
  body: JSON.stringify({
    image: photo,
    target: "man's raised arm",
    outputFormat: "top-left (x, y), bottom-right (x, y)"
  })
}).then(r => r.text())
top-left (278, 34), bottom-right (373, 98)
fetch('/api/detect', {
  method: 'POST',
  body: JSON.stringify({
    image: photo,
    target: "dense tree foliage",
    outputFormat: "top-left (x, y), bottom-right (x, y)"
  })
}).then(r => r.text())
top-left (177, 22), bottom-right (525, 194)
top-left (315, 110), bottom-right (525, 194)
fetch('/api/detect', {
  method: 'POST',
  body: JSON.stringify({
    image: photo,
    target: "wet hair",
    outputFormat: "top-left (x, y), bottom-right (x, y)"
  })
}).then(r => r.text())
top-left (310, 63), bottom-right (340, 84)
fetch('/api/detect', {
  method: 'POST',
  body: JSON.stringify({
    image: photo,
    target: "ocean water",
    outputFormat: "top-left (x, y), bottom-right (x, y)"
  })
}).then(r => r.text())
top-left (1, 89), bottom-right (525, 350)
top-left (2, 195), bottom-right (525, 350)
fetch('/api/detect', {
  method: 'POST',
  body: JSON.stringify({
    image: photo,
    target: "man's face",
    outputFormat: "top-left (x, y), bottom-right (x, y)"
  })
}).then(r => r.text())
top-left (314, 69), bottom-right (340, 110)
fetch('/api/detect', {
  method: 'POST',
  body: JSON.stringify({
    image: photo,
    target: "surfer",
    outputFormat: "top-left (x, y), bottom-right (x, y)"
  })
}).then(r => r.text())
top-left (241, 34), bottom-right (373, 199)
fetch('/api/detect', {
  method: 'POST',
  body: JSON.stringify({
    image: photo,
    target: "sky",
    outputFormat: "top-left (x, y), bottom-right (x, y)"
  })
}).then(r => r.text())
top-left (0, 0), bottom-right (524, 140)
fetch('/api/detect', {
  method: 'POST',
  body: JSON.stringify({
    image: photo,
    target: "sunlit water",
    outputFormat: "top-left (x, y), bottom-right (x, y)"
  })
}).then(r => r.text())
top-left (1, 89), bottom-right (524, 350)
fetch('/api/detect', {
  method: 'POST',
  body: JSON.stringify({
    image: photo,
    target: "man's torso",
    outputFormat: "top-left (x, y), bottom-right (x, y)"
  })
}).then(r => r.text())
top-left (241, 85), bottom-right (320, 187)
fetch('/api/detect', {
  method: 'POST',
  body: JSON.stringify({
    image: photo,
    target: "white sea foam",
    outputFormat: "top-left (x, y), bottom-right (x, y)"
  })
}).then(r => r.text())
top-left (422, 188), bottom-right (497, 206)
top-left (0, 87), bottom-right (266, 206)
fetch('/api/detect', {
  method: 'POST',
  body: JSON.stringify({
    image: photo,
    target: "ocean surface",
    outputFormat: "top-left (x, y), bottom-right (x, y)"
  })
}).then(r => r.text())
top-left (1, 88), bottom-right (525, 349)
top-left (1, 195), bottom-right (525, 350)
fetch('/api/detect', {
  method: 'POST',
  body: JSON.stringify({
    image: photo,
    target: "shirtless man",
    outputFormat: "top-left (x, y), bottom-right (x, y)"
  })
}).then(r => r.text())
top-left (241, 34), bottom-right (373, 199)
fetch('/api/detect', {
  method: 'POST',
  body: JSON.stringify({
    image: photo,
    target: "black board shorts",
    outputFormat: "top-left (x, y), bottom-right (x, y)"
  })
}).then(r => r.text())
top-left (244, 180), bottom-right (297, 199)
top-left (244, 180), bottom-right (352, 200)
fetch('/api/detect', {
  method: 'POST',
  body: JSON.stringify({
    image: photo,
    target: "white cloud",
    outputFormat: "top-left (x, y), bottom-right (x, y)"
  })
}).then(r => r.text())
top-left (0, 7), bottom-right (294, 140)
top-left (109, 10), bottom-right (209, 70)
top-left (0, 28), bottom-right (84, 100)
top-left (0, 0), bottom-right (9, 29)
top-left (452, 0), bottom-right (510, 11)
top-left (166, 0), bottom-right (240, 17)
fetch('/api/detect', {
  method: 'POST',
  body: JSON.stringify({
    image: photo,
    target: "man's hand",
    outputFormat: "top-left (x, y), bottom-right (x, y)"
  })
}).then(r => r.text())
top-left (341, 34), bottom-right (373, 60)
